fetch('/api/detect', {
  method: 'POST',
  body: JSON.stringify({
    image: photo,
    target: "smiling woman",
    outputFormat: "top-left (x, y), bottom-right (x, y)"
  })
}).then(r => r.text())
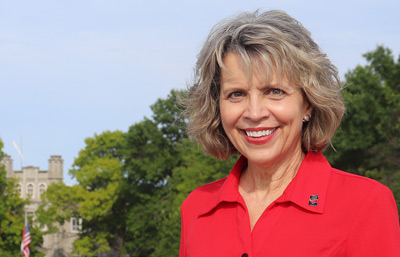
top-left (180, 10), bottom-right (400, 257)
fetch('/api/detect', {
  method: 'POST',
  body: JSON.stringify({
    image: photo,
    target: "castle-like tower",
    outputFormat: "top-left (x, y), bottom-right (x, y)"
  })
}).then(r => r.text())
top-left (1, 155), bottom-right (79, 257)
top-left (2, 155), bottom-right (63, 202)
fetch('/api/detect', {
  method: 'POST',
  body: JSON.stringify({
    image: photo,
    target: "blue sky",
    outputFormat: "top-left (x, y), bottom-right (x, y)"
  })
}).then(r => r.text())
top-left (1, 0), bottom-right (399, 185)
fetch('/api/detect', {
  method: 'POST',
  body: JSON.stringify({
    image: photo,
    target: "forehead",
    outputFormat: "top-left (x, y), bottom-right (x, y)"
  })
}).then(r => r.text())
top-left (220, 52), bottom-right (293, 88)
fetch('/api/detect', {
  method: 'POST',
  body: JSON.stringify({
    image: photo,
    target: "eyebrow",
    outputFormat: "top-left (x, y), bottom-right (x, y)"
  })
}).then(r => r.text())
top-left (220, 70), bottom-right (295, 92)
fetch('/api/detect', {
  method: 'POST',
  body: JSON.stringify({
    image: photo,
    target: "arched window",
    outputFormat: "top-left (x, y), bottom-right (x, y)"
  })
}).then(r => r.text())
top-left (27, 183), bottom-right (34, 198)
top-left (17, 183), bottom-right (22, 196)
top-left (39, 183), bottom-right (47, 195)
top-left (70, 217), bottom-right (82, 232)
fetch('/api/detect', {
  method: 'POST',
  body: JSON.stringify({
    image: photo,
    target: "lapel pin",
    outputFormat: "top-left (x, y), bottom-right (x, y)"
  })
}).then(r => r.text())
top-left (309, 195), bottom-right (319, 207)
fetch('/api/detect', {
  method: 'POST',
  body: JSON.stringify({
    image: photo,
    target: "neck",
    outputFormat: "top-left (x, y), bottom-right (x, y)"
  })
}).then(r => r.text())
top-left (239, 150), bottom-right (305, 199)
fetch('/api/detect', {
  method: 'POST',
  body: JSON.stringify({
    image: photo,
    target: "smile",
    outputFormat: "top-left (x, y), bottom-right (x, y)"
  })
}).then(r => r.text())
top-left (245, 128), bottom-right (277, 138)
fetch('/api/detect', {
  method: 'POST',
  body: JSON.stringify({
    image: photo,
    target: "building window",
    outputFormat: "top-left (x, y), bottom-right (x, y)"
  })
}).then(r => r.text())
top-left (39, 183), bottom-right (46, 195)
top-left (71, 217), bottom-right (82, 233)
top-left (27, 184), bottom-right (34, 198)
top-left (17, 184), bottom-right (22, 196)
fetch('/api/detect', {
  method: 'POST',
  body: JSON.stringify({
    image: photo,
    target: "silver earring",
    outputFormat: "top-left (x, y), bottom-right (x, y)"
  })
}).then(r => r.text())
top-left (303, 114), bottom-right (310, 122)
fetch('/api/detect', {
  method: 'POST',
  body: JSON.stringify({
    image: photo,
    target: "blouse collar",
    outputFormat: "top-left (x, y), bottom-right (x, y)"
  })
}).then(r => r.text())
top-left (198, 152), bottom-right (331, 216)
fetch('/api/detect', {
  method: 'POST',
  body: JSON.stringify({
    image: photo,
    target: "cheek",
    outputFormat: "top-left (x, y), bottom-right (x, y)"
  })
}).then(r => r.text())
top-left (273, 98), bottom-right (306, 120)
top-left (219, 103), bottom-right (240, 127)
top-left (271, 109), bottom-right (304, 138)
top-left (219, 105), bottom-right (229, 132)
top-left (271, 104), bottom-right (299, 123)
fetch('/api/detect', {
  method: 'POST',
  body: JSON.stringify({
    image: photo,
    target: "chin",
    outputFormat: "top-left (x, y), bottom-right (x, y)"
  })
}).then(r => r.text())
top-left (242, 150), bottom-right (279, 167)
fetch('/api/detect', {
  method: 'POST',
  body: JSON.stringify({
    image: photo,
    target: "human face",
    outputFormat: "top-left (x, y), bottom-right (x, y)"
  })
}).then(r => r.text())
top-left (219, 53), bottom-right (311, 167)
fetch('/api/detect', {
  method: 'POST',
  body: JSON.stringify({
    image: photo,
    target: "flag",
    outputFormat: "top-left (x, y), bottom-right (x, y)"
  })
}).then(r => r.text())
top-left (21, 213), bottom-right (31, 257)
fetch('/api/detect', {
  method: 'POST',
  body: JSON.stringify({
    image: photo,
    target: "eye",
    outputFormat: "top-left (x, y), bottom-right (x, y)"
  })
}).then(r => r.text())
top-left (227, 91), bottom-right (245, 102)
top-left (266, 88), bottom-right (286, 99)
top-left (229, 91), bottom-right (243, 98)
top-left (270, 89), bottom-right (284, 95)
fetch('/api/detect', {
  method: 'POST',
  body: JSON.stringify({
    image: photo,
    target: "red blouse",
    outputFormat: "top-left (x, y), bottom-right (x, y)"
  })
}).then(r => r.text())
top-left (180, 152), bottom-right (400, 256)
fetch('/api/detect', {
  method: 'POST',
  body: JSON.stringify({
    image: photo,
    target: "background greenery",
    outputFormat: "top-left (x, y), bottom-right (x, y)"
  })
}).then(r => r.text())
top-left (1, 46), bottom-right (399, 256)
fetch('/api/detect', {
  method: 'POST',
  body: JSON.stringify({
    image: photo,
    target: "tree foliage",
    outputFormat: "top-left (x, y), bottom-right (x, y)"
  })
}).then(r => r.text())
top-left (37, 131), bottom-right (125, 256)
top-left (122, 90), bottom-right (189, 256)
top-left (325, 45), bottom-right (400, 209)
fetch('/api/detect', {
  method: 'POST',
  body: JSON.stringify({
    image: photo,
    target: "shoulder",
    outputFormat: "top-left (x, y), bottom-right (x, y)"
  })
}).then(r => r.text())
top-left (181, 155), bottom-right (246, 220)
top-left (329, 168), bottom-right (392, 197)
top-left (326, 167), bottom-right (398, 222)
top-left (182, 177), bottom-right (227, 211)
top-left (328, 169), bottom-right (400, 255)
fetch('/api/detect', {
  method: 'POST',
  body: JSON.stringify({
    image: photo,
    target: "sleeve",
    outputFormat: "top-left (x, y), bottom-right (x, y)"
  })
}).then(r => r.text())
top-left (179, 204), bottom-right (187, 257)
top-left (346, 185), bottom-right (400, 256)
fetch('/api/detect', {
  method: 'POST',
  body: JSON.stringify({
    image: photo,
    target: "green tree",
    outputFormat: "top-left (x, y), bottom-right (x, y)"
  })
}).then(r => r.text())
top-left (123, 90), bottom-right (187, 256)
top-left (151, 89), bottom-right (188, 143)
top-left (37, 182), bottom-right (83, 233)
top-left (70, 130), bottom-right (126, 256)
top-left (0, 139), bottom-right (44, 256)
top-left (152, 139), bottom-right (237, 257)
top-left (326, 46), bottom-right (400, 210)
top-left (37, 131), bottom-right (126, 256)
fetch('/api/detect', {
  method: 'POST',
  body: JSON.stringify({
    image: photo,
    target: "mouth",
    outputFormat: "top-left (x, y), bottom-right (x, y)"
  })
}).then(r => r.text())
top-left (244, 128), bottom-right (277, 138)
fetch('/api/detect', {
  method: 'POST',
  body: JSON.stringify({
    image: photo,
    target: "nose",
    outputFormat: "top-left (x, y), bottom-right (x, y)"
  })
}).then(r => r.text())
top-left (243, 95), bottom-right (269, 121)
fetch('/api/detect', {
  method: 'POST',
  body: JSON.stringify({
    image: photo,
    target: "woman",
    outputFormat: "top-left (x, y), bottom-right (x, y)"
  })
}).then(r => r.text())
top-left (180, 10), bottom-right (400, 257)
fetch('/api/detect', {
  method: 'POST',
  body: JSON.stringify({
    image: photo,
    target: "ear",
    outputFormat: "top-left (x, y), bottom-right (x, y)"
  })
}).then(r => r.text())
top-left (306, 103), bottom-right (313, 115)
top-left (299, 87), bottom-right (312, 114)
top-left (302, 103), bottom-right (313, 123)
top-left (302, 94), bottom-right (313, 117)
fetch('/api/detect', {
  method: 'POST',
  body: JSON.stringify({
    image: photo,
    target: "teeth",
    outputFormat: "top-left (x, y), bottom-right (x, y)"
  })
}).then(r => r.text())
top-left (246, 128), bottom-right (276, 138)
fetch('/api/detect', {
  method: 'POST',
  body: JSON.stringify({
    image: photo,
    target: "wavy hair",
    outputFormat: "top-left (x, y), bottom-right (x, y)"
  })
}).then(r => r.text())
top-left (183, 10), bottom-right (345, 159)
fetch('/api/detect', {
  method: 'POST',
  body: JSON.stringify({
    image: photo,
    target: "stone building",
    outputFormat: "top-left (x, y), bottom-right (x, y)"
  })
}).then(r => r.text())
top-left (1, 155), bottom-right (80, 257)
